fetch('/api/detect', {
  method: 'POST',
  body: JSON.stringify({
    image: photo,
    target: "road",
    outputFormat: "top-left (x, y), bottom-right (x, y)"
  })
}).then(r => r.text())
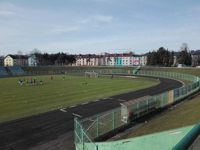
top-left (0, 76), bottom-right (182, 150)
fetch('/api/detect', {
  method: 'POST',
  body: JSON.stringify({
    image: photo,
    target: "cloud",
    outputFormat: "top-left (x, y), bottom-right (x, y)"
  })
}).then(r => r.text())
top-left (0, 10), bottom-right (14, 16)
top-left (79, 14), bottom-right (113, 26)
top-left (83, 0), bottom-right (116, 3)
top-left (93, 15), bottom-right (113, 23)
top-left (51, 26), bottom-right (80, 34)
top-left (0, 2), bottom-right (22, 17)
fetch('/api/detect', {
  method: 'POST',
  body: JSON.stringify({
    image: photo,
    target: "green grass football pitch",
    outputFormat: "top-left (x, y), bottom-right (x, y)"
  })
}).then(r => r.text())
top-left (0, 75), bottom-right (158, 123)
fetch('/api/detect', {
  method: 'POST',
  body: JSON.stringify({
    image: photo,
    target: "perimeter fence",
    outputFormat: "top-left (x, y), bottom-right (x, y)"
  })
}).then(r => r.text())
top-left (22, 67), bottom-right (133, 76)
top-left (74, 70), bottom-right (200, 150)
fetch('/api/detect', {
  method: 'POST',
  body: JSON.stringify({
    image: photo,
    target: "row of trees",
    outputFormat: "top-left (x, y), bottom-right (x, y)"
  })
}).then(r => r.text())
top-left (34, 53), bottom-right (76, 66)
top-left (30, 49), bottom-right (76, 66)
top-left (147, 43), bottom-right (192, 66)
top-left (147, 47), bottom-right (174, 66)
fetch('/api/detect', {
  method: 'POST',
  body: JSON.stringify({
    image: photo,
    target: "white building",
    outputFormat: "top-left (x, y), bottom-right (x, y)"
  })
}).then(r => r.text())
top-left (105, 54), bottom-right (115, 66)
top-left (105, 53), bottom-right (135, 66)
top-left (133, 56), bottom-right (140, 66)
top-left (74, 53), bottom-right (147, 66)
top-left (122, 54), bottom-right (134, 66)
top-left (4, 55), bottom-right (28, 66)
top-left (191, 50), bottom-right (200, 67)
top-left (133, 55), bottom-right (147, 66)
top-left (75, 55), bottom-right (105, 66)
top-left (105, 53), bottom-right (147, 66)
top-left (28, 55), bottom-right (38, 67)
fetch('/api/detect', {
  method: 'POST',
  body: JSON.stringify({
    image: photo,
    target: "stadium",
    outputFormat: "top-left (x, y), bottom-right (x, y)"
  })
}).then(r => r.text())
top-left (1, 0), bottom-right (200, 150)
top-left (1, 66), bottom-right (200, 150)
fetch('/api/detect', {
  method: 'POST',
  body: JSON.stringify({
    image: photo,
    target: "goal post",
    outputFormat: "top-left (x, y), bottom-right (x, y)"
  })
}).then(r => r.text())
top-left (85, 71), bottom-right (99, 78)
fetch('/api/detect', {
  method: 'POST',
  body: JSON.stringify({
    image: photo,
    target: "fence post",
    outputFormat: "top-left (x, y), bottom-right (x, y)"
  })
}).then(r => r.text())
top-left (96, 116), bottom-right (99, 137)
top-left (74, 117), bottom-right (77, 143)
top-left (81, 125), bottom-right (84, 150)
top-left (137, 102), bottom-right (139, 118)
top-left (112, 110), bottom-right (115, 130)
top-left (96, 145), bottom-right (99, 150)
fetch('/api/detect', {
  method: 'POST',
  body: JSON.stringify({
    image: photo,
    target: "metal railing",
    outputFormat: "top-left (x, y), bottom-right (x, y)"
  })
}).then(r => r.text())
top-left (74, 70), bottom-right (200, 150)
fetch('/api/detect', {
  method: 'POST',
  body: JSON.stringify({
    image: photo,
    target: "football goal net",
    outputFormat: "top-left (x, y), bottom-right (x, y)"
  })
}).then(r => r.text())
top-left (85, 71), bottom-right (99, 78)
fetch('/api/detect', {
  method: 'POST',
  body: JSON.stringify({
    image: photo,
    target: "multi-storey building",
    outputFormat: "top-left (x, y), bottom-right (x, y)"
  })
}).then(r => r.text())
top-left (74, 52), bottom-right (147, 66)
top-left (105, 53), bottom-right (147, 66)
top-left (105, 53), bottom-right (133, 66)
top-left (75, 55), bottom-right (105, 66)
top-left (133, 54), bottom-right (147, 66)
top-left (191, 50), bottom-right (200, 66)
top-left (4, 55), bottom-right (28, 66)
top-left (28, 54), bottom-right (38, 67)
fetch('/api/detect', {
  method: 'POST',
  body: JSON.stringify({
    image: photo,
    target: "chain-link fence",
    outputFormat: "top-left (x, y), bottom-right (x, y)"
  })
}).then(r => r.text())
top-left (23, 67), bottom-right (134, 76)
top-left (137, 70), bottom-right (198, 82)
top-left (74, 70), bottom-right (200, 150)
top-left (74, 118), bottom-right (98, 150)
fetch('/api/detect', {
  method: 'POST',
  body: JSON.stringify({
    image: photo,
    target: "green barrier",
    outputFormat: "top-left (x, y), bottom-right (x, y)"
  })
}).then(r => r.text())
top-left (172, 123), bottom-right (200, 150)
top-left (74, 70), bottom-right (200, 150)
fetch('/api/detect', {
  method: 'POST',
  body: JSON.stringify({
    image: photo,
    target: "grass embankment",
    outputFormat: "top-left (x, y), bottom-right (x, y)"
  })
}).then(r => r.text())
top-left (125, 95), bottom-right (200, 138)
top-left (125, 67), bottom-right (200, 139)
top-left (0, 75), bottom-right (158, 123)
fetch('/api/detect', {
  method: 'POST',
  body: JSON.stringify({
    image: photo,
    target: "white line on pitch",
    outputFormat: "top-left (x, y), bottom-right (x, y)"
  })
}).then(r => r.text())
top-left (94, 99), bottom-right (100, 102)
top-left (70, 105), bottom-right (76, 108)
top-left (73, 113), bottom-right (82, 118)
top-left (60, 108), bottom-right (67, 112)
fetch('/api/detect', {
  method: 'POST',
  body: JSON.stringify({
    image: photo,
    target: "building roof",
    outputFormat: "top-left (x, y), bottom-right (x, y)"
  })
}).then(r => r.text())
top-left (106, 53), bottom-right (148, 57)
top-left (191, 50), bottom-right (200, 55)
top-left (6, 55), bottom-right (28, 59)
top-left (76, 54), bottom-right (104, 58)
top-left (133, 54), bottom-right (147, 57)
top-left (64, 52), bottom-right (148, 59)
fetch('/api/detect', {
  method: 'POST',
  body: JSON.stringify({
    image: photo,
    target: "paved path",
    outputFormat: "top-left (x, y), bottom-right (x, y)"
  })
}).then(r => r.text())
top-left (0, 76), bottom-right (182, 150)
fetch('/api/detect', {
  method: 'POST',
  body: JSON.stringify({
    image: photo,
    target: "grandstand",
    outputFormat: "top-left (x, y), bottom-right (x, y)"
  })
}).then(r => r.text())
top-left (0, 67), bottom-right (8, 76)
top-left (7, 66), bottom-right (26, 76)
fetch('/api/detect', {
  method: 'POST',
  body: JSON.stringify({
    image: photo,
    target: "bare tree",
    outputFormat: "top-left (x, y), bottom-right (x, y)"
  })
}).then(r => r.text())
top-left (30, 48), bottom-right (41, 55)
top-left (180, 43), bottom-right (189, 52)
top-left (178, 43), bottom-right (192, 65)
top-left (17, 50), bottom-right (23, 55)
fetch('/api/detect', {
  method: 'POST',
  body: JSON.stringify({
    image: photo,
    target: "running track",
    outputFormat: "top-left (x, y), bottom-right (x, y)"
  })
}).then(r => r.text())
top-left (0, 76), bottom-right (182, 150)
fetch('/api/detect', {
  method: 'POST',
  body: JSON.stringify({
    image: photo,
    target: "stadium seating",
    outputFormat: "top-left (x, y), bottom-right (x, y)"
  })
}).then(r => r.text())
top-left (0, 67), bottom-right (8, 76)
top-left (8, 66), bottom-right (26, 76)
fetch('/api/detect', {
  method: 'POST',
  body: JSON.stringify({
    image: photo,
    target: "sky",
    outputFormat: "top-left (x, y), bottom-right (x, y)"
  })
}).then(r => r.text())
top-left (0, 0), bottom-right (200, 55)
